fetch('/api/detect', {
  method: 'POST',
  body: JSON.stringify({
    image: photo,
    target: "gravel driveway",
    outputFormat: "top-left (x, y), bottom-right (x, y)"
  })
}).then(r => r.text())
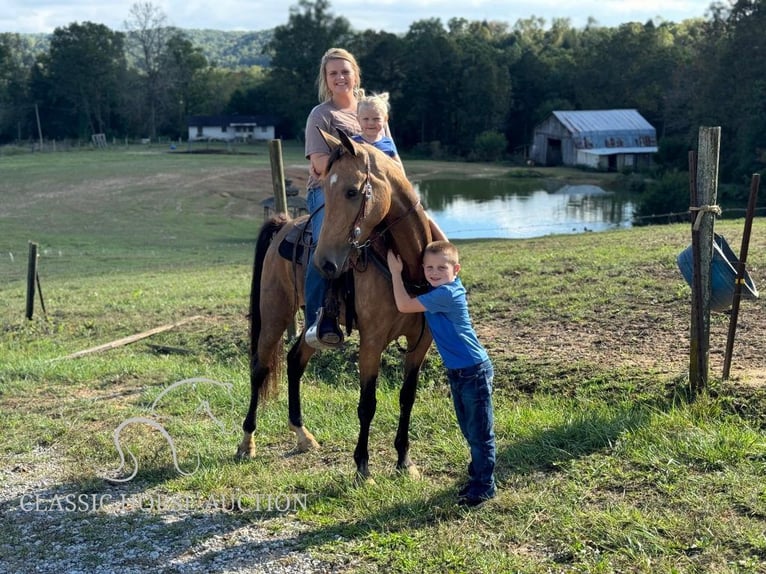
top-left (0, 448), bottom-right (355, 574)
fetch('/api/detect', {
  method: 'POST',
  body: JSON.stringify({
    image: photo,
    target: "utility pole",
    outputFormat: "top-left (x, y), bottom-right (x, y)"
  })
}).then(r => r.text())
top-left (34, 103), bottom-right (43, 149)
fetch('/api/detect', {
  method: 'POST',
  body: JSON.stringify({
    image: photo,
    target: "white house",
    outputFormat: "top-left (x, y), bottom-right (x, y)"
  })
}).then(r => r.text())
top-left (187, 115), bottom-right (277, 142)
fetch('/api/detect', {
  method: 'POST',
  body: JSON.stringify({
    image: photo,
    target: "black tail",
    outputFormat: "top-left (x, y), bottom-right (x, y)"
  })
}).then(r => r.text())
top-left (249, 214), bottom-right (289, 397)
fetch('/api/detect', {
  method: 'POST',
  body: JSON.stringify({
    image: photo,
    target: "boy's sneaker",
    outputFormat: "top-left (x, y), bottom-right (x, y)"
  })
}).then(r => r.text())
top-left (457, 490), bottom-right (496, 508)
top-left (457, 483), bottom-right (496, 507)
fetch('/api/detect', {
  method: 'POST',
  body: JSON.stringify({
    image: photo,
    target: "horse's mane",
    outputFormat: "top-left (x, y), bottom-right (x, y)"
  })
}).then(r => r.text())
top-left (325, 137), bottom-right (415, 201)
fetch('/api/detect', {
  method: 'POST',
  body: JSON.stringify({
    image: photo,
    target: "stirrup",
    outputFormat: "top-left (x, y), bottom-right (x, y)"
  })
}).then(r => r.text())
top-left (304, 307), bottom-right (344, 349)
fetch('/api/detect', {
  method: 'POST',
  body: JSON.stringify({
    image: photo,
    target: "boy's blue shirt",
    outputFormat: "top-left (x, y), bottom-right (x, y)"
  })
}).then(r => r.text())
top-left (416, 277), bottom-right (489, 370)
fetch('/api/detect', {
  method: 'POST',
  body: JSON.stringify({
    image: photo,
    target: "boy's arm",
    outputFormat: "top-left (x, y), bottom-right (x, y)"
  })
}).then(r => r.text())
top-left (387, 251), bottom-right (427, 314)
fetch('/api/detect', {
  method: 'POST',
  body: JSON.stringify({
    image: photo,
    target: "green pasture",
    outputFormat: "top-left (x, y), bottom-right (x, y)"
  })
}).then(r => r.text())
top-left (1, 147), bottom-right (765, 573)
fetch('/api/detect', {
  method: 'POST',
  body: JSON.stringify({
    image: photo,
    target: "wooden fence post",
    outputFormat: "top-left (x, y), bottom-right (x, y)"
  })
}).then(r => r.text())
top-left (26, 241), bottom-right (38, 320)
top-left (267, 139), bottom-right (296, 339)
top-left (269, 139), bottom-right (289, 214)
top-left (688, 126), bottom-right (721, 395)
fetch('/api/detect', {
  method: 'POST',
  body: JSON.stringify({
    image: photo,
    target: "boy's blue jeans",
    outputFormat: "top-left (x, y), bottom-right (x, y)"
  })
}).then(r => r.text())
top-left (305, 186), bottom-right (326, 328)
top-left (447, 359), bottom-right (496, 498)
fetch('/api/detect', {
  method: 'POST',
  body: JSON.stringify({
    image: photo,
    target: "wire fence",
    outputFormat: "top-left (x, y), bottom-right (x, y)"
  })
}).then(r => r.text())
top-left (2, 206), bottom-right (763, 286)
top-left (437, 205), bottom-right (766, 239)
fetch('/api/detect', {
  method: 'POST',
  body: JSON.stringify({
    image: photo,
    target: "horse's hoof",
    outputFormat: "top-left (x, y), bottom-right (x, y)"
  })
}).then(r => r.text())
top-left (295, 436), bottom-right (320, 453)
top-left (235, 446), bottom-right (255, 460)
top-left (236, 435), bottom-right (256, 460)
top-left (354, 473), bottom-right (376, 487)
top-left (290, 424), bottom-right (320, 452)
top-left (403, 464), bottom-right (421, 480)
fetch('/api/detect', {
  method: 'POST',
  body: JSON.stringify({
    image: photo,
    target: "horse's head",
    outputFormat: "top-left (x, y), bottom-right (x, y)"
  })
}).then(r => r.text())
top-left (313, 128), bottom-right (396, 279)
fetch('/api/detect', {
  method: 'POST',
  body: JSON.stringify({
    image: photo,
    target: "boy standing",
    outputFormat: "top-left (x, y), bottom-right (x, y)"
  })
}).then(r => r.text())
top-left (387, 241), bottom-right (496, 506)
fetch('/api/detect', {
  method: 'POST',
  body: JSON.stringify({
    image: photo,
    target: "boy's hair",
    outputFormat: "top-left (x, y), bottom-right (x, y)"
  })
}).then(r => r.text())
top-left (316, 48), bottom-right (364, 102)
top-left (357, 92), bottom-right (390, 118)
top-left (424, 240), bottom-right (459, 265)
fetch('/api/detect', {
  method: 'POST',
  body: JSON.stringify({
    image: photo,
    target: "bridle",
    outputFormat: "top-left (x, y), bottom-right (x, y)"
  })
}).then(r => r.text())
top-left (348, 154), bottom-right (374, 249)
top-left (346, 152), bottom-right (421, 250)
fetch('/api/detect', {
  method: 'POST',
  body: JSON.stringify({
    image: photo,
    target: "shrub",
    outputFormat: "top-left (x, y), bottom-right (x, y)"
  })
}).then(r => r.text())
top-left (472, 130), bottom-right (507, 162)
top-left (632, 170), bottom-right (690, 225)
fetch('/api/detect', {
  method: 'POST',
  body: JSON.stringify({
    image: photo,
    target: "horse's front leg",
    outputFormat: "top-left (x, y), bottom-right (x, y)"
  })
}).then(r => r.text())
top-left (394, 334), bottom-right (430, 480)
top-left (236, 360), bottom-right (268, 459)
top-left (287, 338), bottom-right (320, 452)
top-left (394, 360), bottom-right (422, 479)
top-left (353, 362), bottom-right (379, 482)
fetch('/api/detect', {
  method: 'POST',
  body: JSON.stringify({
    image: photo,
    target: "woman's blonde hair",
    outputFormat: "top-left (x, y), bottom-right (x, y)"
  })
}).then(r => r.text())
top-left (316, 48), bottom-right (364, 102)
top-left (357, 92), bottom-right (391, 118)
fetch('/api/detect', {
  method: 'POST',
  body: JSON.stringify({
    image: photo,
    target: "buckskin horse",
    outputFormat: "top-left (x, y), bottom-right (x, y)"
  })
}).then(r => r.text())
top-left (237, 129), bottom-right (439, 481)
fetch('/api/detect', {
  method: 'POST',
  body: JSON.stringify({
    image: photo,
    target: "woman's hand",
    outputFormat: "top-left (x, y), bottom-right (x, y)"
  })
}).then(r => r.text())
top-left (309, 152), bottom-right (329, 178)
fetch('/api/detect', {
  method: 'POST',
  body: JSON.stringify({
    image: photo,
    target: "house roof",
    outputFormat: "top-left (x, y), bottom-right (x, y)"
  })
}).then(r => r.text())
top-left (187, 115), bottom-right (278, 127)
top-left (552, 109), bottom-right (655, 135)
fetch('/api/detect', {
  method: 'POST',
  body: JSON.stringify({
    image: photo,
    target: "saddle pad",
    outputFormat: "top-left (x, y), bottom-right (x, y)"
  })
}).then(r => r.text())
top-left (277, 219), bottom-right (311, 265)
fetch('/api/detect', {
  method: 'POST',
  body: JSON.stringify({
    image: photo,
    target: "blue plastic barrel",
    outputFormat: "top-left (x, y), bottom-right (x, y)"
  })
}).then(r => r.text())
top-left (677, 234), bottom-right (759, 312)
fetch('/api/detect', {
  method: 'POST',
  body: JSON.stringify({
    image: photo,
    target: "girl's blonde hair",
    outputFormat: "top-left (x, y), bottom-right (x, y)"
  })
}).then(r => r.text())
top-left (316, 48), bottom-right (364, 102)
top-left (357, 92), bottom-right (391, 118)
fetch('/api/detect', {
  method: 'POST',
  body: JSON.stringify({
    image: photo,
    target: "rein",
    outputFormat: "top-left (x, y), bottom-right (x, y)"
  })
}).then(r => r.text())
top-left (331, 148), bottom-right (430, 354)
top-left (347, 152), bottom-right (422, 250)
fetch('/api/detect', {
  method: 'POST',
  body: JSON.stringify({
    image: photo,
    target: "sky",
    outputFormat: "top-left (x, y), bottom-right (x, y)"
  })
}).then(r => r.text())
top-left (0, 0), bottom-right (715, 35)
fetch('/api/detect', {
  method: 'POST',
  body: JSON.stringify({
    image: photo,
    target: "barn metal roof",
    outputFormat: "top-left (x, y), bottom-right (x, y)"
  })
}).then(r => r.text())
top-left (552, 109), bottom-right (655, 135)
top-left (581, 147), bottom-right (659, 155)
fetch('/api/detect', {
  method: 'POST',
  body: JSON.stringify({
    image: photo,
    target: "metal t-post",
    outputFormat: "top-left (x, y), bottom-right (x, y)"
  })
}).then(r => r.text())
top-left (722, 173), bottom-right (760, 380)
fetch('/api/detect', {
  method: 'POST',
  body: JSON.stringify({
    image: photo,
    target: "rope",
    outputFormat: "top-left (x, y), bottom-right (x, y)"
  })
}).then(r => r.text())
top-left (689, 204), bottom-right (722, 230)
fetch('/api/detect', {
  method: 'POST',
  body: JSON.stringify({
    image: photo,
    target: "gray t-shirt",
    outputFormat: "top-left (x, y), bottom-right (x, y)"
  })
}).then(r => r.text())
top-left (304, 101), bottom-right (361, 189)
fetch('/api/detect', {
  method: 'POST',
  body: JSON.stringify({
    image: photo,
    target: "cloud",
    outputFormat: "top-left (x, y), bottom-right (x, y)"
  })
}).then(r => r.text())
top-left (0, 0), bottom-right (711, 34)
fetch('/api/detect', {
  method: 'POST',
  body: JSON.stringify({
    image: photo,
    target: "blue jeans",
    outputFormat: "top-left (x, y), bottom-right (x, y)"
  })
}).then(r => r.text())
top-left (305, 186), bottom-right (326, 327)
top-left (447, 359), bottom-right (496, 498)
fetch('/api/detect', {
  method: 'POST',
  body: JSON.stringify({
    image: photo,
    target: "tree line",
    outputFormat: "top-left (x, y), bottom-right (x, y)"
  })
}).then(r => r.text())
top-left (2, 0), bottom-right (766, 186)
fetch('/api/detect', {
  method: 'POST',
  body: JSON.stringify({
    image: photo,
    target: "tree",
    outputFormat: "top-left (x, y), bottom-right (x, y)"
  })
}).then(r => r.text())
top-left (124, 1), bottom-right (175, 139)
top-left (160, 32), bottom-right (209, 137)
top-left (42, 22), bottom-right (126, 139)
top-left (398, 19), bottom-right (459, 151)
top-left (449, 23), bottom-right (512, 156)
top-left (694, 0), bottom-right (766, 180)
top-left (262, 0), bottom-right (354, 137)
top-left (0, 33), bottom-right (32, 142)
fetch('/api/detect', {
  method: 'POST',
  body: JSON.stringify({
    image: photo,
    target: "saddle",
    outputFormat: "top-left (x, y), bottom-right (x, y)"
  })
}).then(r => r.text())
top-left (277, 219), bottom-right (311, 266)
top-left (276, 219), bottom-right (356, 335)
top-left (276, 222), bottom-right (429, 337)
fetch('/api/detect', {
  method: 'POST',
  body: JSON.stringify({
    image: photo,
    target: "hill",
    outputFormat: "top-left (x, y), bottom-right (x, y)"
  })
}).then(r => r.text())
top-left (181, 28), bottom-right (272, 67)
top-left (13, 27), bottom-right (273, 69)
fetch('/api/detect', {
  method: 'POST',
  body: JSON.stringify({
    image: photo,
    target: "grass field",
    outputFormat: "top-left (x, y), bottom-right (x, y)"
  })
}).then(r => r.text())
top-left (1, 145), bottom-right (765, 573)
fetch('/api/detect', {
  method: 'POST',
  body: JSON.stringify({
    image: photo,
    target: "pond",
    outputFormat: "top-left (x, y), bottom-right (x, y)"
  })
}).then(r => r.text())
top-left (415, 178), bottom-right (635, 239)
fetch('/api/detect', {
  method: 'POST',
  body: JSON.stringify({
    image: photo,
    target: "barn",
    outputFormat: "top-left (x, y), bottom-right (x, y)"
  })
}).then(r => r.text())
top-left (187, 115), bottom-right (277, 142)
top-left (529, 109), bottom-right (658, 171)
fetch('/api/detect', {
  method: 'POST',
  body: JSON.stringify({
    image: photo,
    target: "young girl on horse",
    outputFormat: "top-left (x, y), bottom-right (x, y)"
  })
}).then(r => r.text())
top-left (352, 92), bottom-right (405, 171)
